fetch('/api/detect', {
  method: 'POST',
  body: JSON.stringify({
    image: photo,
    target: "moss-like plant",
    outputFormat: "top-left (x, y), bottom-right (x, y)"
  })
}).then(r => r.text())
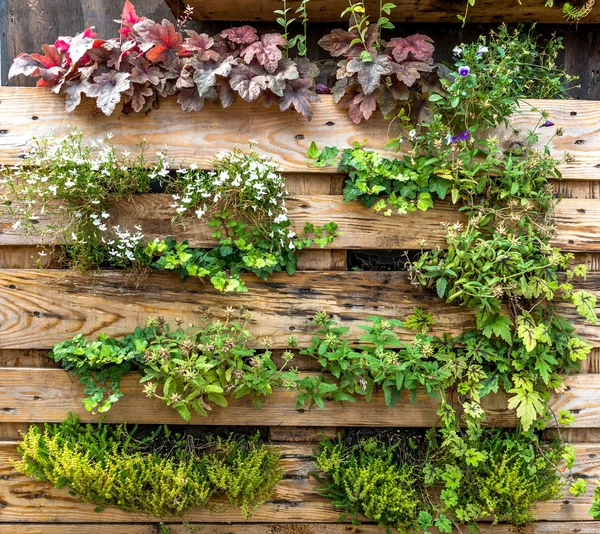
top-left (13, 415), bottom-right (282, 519)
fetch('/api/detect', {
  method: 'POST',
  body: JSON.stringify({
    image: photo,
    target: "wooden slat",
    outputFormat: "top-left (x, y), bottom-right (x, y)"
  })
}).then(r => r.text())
top-left (0, 90), bottom-right (599, 179)
top-left (1, 195), bottom-right (599, 252)
top-left (0, 270), bottom-right (597, 349)
top-left (164, 0), bottom-right (600, 23)
top-left (0, 370), bottom-right (598, 427)
top-left (2, 524), bottom-right (600, 534)
top-left (0, 441), bottom-right (597, 523)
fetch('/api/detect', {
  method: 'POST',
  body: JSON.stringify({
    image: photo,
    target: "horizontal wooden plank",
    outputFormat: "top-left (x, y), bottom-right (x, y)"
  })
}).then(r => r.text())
top-left (0, 441), bottom-right (597, 523)
top-left (0, 270), bottom-right (597, 349)
top-left (0, 370), bottom-right (599, 427)
top-left (166, 0), bottom-right (600, 23)
top-left (2, 524), bottom-right (600, 534)
top-left (0, 195), bottom-right (598, 252)
top-left (0, 89), bottom-right (598, 179)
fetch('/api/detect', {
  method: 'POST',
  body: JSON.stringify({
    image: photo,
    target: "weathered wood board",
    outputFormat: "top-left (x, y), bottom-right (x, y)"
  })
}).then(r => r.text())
top-left (0, 90), bottom-right (598, 179)
top-left (0, 270), bottom-right (597, 349)
top-left (0, 441), bottom-right (597, 523)
top-left (0, 370), bottom-right (598, 427)
top-left (1, 195), bottom-right (599, 252)
top-left (164, 0), bottom-right (600, 24)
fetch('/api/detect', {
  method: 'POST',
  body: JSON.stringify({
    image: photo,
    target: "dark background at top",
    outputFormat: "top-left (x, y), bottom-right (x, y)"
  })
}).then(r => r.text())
top-left (0, 0), bottom-right (598, 99)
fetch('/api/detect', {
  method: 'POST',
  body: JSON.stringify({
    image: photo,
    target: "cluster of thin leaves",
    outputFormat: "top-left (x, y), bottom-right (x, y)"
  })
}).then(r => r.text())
top-left (9, 0), bottom-right (320, 118)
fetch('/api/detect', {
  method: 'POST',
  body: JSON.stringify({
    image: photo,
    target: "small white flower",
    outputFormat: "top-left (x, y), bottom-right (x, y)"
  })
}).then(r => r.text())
top-left (476, 46), bottom-right (489, 55)
top-left (408, 129), bottom-right (417, 139)
top-left (453, 46), bottom-right (463, 56)
top-left (64, 180), bottom-right (75, 187)
top-left (101, 212), bottom-right (110, 219)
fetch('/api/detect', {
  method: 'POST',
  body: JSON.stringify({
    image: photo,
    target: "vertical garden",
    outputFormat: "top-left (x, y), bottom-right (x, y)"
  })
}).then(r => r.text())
top-left (0, 0), bottom-right (599, 532)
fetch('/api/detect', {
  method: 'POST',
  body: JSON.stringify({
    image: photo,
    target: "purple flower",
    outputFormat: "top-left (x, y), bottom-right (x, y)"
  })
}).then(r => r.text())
top-left (315, 83), bottom-right (332, 95)
top-left (541, 119), bottom-right (555, 127)
top-left (458, 130), bottom-right (470, 141)
top-left (458, 66), bottom-right (470, 77)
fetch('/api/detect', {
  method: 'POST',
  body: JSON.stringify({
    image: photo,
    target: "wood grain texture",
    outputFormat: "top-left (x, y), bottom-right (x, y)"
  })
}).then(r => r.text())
top-left (0, 270), bottom-right (597, 349)
top-left (165, 0), bottom-right (600, 23)
top-left (0, 370), bottom-right (599, 428)
top-left (0, 90), bottom-right (598, 179)
top-left (2, 525), bottom-right (600, 534)
top-left (0, 441), bottom-right (597, 523)
top-left (1, 195), bottom-right (599, 252)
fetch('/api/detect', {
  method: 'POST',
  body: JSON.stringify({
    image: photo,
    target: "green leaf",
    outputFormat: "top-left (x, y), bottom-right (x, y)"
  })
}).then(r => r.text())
top-left (481, 313), bottom-right (513, 344)
top-left (572, 290), bottom-right (598, 324)
top-left (436, 277), bottom-right (448, 299)
top-left (307, 141), bottom-right (320, 160)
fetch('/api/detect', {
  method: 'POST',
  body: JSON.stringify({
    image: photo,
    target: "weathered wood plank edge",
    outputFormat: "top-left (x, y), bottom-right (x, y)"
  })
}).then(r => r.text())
top-left (0, 442), bottom-right (597, 523)
top-left (0, 89), bottom-right (598, 179)
top-left (0, 370), bottom-right (598, 427)
top-left (172, 0), bottom-right (600, 24)
top-left (0, 270), bottom-right (597, 349)
top-left (1, 195), bottom-right (599, 252)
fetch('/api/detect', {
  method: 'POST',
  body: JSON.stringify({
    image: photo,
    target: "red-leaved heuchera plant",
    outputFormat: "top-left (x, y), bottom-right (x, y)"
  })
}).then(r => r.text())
top-left (9, 0), bottom-right (320, 119)
top-left (319, 21), bottom-right (434, 123)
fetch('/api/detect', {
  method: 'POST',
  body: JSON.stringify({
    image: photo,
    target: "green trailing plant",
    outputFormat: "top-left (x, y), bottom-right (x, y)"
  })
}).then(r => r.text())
top-left (1, 134), bottom-right (337, 291)
top-left (159, 146), bottom-right (338, 292)
top-left (49, 309), bottom-right (299, 420)
top-left (14, 415), bottom-right (282, 518)
top-left (313, 429), bottom-right (566, 532)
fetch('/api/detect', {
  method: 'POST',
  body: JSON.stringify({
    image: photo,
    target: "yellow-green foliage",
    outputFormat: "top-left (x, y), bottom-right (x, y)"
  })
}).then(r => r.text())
top-left (314, 437), bottom-right (422, 534)
top-left (207, 437), bottom-right (283, 518)
top-left (13, 416), bottom-right (282, 519)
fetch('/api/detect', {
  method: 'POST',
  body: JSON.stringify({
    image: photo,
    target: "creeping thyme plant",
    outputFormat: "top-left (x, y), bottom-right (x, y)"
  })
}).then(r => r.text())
top-left (14, 415), bottom-right (282, 519)
top-left (314, 429), bottom-right (567, 533)
top-left (1, 135), bottom-right (337, 291)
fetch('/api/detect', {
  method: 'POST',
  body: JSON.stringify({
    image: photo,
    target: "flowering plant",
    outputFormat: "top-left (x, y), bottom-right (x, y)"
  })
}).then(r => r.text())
top-left (9, 0), bottom-right (320, 119)
top-left (149, 146), bottom-right (338, 292)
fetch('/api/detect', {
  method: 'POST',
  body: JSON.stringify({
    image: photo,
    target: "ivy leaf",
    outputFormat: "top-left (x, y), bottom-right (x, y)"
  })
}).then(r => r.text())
top-left (507, 381), bottom-right (545, 431)
top-left (280, 77), bottom-right (320, 120)
top-left (416, 191), bottom-right (434, 211)
top-left (572, 290), bottom-right (598, 324)
top-left (220, 25), bottom-right (259, 45)
top-left (241, 33), bottom-right (286, 74)
top-left (516, 313), bottom-right (538, 352)
top-left (566, 337), bottom-right (593, 362)
top-left (387, 34), bottom-right (435, 63)
top-left (85, 71), bottom-right (131, 115)
top-left (346, 54), bottom-right (392, 95)
top-left (481, 313), bottom-right (513, 344)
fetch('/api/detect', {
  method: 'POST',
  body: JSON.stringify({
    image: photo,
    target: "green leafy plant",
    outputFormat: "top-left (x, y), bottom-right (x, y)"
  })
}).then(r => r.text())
top-left (314, 429), bottom-right (566, 532)
top-left (50, 310), bottom-right (299, 420)
top-left (14, 415), bottom-right (282, 518)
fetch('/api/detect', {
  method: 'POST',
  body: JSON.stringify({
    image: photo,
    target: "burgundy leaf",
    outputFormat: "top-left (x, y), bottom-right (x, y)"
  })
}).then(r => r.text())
top-left (134, 19), bottom-right (183, 63)
top-left (84, 71), bottom-right (131, 115)
top-left (184, 30), bottom-right (219, 61)
top-left (331, 77), bottom-right (351, 103)
top-left (9, 54), bottom-right (48, 78)
top-left (55, 28), bottom-right (102, 65)
top-left (117, 0), bottom-right (143, 37)
top-left (315, 83), bottom-right (332, 94)
top-left (229, 65), bottom-right (267, 102)
top-left (353, 91), bottom-right (377, 122)
top-left (129, 56), bottom-right (162, 85)
top-left (216, 80), bottom-right (236, 108)
top-left (192, 57), bottom-right (236, 98)
top-left (240, 33), bottom-right (286, 73)
top-left (125, 83), bottom-right (154, 113)
top-left (295, 57), bottom-right (319, 80)
top-left (177, 87), bottom-right (205, 112)
top-left (391, 60), bottom-right (432, 87)
top-left (280, 77), bottom-right (320, 120)
top-left (387, 34), bottom-right (434, 64)
top-left (262, 59), bottom-right (298, 97)
top-left (63, 78), bottom-right (91, 112)
top-left (318, 25), bottom-right (378, 58)
top-left (346, 54), bottom-right (392, 96)
top-left (220, 26), bottom-right (258, 45)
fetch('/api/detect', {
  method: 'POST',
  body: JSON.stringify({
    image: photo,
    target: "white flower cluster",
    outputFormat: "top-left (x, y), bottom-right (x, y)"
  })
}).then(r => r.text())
top-left (170, 149), bottom-right (297, 249)
top-left (106, 225), bottom-right (145, 263)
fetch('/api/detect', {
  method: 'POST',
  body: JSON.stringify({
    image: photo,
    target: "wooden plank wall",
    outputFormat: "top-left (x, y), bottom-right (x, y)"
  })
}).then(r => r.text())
top-left (0, 2), bottom-right (599, 533)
